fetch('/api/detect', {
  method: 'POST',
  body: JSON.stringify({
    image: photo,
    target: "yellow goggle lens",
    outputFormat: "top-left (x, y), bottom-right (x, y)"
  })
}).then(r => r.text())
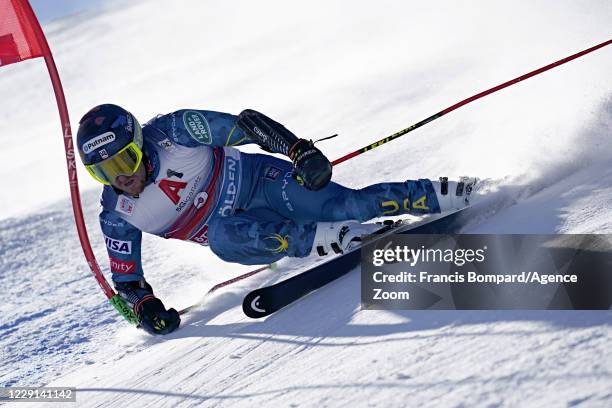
top-left (85, 141), bottom-right (143, 185)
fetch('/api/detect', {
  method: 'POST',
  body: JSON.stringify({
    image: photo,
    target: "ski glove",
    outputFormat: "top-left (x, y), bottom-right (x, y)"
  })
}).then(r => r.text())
top-left (114, 279), bottom-right (181, 335)
top-left (288, 139), bottom-right (332, 191)
top-left (137, 297), bottom-right (181, 335)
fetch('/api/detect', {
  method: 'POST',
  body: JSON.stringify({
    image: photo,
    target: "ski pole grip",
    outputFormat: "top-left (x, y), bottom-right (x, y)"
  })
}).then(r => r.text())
top-left (109, 294), bottom-right (139, 325)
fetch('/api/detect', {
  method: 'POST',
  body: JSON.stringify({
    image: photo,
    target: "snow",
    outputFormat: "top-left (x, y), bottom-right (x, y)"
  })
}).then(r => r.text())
top-left (1, 0), bottom-right (611, 406)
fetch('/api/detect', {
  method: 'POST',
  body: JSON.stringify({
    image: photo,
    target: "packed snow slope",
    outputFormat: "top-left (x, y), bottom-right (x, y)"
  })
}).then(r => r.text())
top-left (1, 0), bottom-right (611, 406)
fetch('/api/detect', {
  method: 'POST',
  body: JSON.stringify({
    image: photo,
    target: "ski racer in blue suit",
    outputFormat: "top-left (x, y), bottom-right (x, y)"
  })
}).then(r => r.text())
top-left (76, 104), bottom-right (476, 335)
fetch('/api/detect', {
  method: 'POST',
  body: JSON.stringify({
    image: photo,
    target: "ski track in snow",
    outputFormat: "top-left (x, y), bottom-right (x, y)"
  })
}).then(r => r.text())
top-left (1, 0), bottom-right (612, 406)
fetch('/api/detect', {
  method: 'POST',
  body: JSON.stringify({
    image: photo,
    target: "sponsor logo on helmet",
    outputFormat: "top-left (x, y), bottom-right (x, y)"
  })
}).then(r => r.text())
top-left (99, 149), bottom-right (109, 160)
top-left (183, 111), bottom-right (212, 145)
top-left (125, 114), bottom-right (133, 132)
top-left (83, 131), bottom-right (116, 154)
top-left (104, 235), bottom-right (132, 254)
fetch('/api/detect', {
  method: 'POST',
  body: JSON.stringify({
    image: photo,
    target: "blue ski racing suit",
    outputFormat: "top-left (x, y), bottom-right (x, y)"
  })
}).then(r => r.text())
top-left (99, 109), bottom-right (441, 284)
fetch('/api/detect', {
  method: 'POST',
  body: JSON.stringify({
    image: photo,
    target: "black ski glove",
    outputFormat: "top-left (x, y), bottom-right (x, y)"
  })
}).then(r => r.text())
top-left (137, 297), bottom-right (181, 335)
top-left (114, 279), bottom-right (181, 335)
top-left (288, 139), bottom-right (332, 191)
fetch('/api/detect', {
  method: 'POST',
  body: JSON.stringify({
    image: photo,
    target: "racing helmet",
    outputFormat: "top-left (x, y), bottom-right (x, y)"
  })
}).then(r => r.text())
top-left (76, 104), bottom-right (143, 185)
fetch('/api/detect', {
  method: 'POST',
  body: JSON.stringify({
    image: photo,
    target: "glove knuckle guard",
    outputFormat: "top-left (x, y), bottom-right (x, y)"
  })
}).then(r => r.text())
top-left (289, 139), bottom-right (332, 191)
top-left (114, 279), bottom-right (180, 335)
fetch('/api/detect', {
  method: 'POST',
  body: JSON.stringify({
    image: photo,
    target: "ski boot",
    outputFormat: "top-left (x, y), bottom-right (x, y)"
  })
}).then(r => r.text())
top-left (430, 176), bottom-right (478, 212)
top-left (311, 220), bottom-right (380, 256)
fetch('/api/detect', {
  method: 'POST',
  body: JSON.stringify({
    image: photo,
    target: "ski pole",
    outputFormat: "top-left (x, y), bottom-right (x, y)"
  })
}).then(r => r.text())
top-left (179, 263), bottom-right (276, 315)
top-left (331, 38), bottom-right (612, 166)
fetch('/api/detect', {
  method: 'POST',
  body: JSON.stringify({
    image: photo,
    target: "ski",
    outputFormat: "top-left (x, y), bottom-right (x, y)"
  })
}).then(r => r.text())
top-left (242, 206), bottom-right (474, 318)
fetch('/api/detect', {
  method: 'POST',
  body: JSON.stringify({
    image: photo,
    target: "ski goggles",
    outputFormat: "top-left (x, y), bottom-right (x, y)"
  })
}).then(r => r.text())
top-left (85, 141), bottom-right (144, 185)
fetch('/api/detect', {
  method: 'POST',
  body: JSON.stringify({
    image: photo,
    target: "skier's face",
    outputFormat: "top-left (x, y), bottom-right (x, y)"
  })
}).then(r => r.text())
top-left (112, 163), bottom-right (146, 196)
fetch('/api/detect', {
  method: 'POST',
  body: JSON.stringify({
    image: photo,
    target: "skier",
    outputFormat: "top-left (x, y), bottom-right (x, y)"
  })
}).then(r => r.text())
top-left (77, 104), bottom-right (476, 335)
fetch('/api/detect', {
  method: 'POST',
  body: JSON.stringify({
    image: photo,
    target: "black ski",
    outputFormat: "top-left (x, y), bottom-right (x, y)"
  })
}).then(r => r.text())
top-left (242, 207), bottom-right (474, 318)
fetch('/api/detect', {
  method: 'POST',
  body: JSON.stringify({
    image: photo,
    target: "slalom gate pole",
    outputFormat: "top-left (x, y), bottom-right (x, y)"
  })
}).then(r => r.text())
top-left (15, 1), bottom-right (139, 324)
top-left (331, 38), bottom-right (612, 166)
